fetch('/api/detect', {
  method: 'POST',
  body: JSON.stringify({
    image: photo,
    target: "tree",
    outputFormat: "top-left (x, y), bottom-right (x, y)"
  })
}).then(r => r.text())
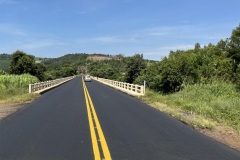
top-left (217, 39), bottom-right (227, 52)
top-left (195, 43), bottom-right (201, 49)
top-left (208, 43), bottom-right (214, 47)
top-left (226, 23), bottom-right (240, 66)
top-left (35, 63), bottom-right (46, 81)
top-left (62, 61), bottom-right (71, 67)
top-left (124, 54), bottom-right (146, 83)
top-left (9, 50), bottom-right (36, 75)
top-left (116, 53), bottom-right (124, 60)
top-left (236, 64), bottom-right (240, 90)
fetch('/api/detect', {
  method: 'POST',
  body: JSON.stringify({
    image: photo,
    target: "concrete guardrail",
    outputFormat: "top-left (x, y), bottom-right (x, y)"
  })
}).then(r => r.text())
top-left (29, 76), bottom-right (76, 93)
top-left (91, 76), bottom-right (145, 96)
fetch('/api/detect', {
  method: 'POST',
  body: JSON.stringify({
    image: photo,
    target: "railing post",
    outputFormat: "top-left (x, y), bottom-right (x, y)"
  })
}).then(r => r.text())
top-left (144, 80), bottom-right (146, 95)
top-left (141, 85), bottom-right (144, 94)
top-left (29, 84), bottom-right (32, 93)
top-left (135, 85), bottom-right (138, 93)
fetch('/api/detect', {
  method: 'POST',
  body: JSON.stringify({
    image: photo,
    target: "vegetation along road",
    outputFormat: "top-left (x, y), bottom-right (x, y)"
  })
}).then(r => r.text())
top-left (0, 76), bottom-right (240, 160)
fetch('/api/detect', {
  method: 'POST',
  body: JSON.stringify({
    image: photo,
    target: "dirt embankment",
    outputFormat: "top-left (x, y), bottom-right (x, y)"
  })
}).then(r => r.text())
top-left (198, 125), bottom-right (240, 151)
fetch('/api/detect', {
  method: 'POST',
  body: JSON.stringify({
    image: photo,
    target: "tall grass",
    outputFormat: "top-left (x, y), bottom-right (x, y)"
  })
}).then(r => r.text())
top-left (0, 74), bottom-right (40, 103)
top-left (0, 74), bottom-right (39, 88)
top-left (143, 81), bottom-right (240, 133)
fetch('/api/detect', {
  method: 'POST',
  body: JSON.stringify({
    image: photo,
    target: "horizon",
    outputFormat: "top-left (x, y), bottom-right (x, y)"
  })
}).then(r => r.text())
top-left (0, 52), bottom-right (161, 61)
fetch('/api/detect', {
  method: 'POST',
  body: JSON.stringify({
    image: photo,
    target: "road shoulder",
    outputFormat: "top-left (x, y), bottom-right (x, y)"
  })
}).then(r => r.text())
top-left (0, 102), bottom-right (31, 120)
top-left (140, 98), bottom-right (240, 152)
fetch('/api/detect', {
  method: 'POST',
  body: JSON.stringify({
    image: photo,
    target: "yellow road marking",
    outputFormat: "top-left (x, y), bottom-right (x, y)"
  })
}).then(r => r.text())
top-left (82, 77), bottom-right (101, 160)
top-left (82, 77), bottom-right (112, 160)
top-left (84, 82), bottom-right (112, 160)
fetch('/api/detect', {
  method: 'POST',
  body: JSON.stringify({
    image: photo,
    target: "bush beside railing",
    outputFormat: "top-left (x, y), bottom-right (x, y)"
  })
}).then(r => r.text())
top-left (91, 76), bottom-right (145, 95)
top-left (29, 76), bottom-right (76, 93)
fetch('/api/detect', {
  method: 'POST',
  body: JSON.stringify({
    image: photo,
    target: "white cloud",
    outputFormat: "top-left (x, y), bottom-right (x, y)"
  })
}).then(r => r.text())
top-left (140, 24), bottom-right (229, 42)
top-left (92, 36), bottom-right (119, 42)
top-left (91, 35), bottom-right (136, 43)
top-left (158, 44), bottom-right (194, 50)
top-left (178, 34), bottom-right (227, 40)
top-left (0, 24), bottom-right (26, 36)
top-left (133, 36), bottom-right (144, 40)
top-left (19, 40), bottom-right (66, 50)
top-left (200, 35), bottom-right (226, 40)
top-left (142, 26), bottom-right (177, 36)
top-left (143, 51), bottom-right (163, 55)
top-left (21, 42), bottom-right (53, 49)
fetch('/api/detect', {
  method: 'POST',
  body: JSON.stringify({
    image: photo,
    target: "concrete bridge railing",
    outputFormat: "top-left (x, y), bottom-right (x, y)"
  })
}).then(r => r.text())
top-left (29, 76), bottom-right (76, 93)
top-left (91, 76), bottom-right (145, 96)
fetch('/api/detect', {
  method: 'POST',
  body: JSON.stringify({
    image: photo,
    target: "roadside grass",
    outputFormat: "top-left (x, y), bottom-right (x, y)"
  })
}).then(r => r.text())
top-left (0, 74), bottom-right (40, 103)
top-left (142, 81), bottom-right (240, 134)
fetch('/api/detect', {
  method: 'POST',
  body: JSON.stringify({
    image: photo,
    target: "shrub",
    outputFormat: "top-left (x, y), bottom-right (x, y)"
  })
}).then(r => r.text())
top-left (0, 70), bottom-right (7, 75)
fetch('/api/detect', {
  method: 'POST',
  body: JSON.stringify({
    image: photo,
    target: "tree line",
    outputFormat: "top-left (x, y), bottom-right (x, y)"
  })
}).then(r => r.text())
top-left (89, 24), bottom-right (240, 93)
top-left (1, 52), bottom-right (126, 81)
top-left (134, 24), bottom-right (240, 93)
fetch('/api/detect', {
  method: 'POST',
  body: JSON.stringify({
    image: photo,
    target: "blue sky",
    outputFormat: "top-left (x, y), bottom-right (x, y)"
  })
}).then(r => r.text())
top-left (0, 0), bottom-right (240, 60)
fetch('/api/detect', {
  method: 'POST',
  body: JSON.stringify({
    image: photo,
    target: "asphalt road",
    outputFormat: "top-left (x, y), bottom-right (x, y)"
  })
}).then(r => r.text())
top-left (0, 76), bottom-right (240, 160)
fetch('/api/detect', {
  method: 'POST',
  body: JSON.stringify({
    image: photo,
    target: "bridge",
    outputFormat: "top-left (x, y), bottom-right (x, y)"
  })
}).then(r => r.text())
top-left (0, 76), bottom-right (240, 159)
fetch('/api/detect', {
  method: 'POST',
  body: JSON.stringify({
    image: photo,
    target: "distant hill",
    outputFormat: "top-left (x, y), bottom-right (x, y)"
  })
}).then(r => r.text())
top-left (0, 53), bottom-right (126, 72)
top-left (0, 54), bottom-right (12, 71)
top-left (43, 53), bottom-right (87, 65)
top-left (0, 53), bottom-right (114, 71)
top-left (42, 53), bottom-right (109, 66)
top-left (0, 53), bottom-right (12, 60)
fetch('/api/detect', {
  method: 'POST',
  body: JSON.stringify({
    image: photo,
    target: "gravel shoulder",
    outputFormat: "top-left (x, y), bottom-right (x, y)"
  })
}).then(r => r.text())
top-left (0, 102), bottom-right (31, 120)
top-left (198, 125), bottom-right (240, 151)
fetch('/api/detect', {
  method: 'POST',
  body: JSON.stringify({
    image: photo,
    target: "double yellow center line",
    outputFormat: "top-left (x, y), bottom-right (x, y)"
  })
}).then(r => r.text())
top-left (82, 77), bottom-right (112, 160)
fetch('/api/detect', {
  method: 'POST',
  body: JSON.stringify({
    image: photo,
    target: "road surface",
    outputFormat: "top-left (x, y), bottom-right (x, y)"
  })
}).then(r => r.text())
top-left (0, 76), bottom-right (240, 160)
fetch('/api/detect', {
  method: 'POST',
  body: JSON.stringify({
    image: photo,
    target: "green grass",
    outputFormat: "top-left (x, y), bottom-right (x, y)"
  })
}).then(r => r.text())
top-left (142, 81), bottom-right (240, 134)
top-left (0, 74), bottom-right (40, 103)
